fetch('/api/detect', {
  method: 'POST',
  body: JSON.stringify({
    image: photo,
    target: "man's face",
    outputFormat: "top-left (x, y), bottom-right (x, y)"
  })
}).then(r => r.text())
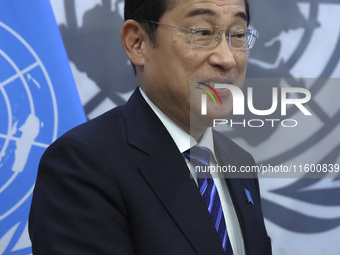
top-left (140, 0), bottom-right (249, 136)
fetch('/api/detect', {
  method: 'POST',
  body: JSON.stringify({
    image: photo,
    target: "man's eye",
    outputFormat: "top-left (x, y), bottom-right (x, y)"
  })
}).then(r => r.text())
top-left (194, 29), bottom-right (211, 36)
top-left (231, 32), bottom-right (246, 38)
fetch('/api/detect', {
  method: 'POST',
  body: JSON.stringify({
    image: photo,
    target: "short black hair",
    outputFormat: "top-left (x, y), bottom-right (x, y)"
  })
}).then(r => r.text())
top-left (124, 0), bottom-right (177, 45)
top-left (124, 0), bottom-right (251, 45)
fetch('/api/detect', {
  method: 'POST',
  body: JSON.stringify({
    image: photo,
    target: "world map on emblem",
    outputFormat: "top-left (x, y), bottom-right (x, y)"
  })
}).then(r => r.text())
top-left (0, 22), bottom-right (58, 253)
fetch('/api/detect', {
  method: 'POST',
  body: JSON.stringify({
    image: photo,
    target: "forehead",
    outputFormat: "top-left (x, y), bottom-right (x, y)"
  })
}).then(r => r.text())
top-left (191, 0), bottom-right (245, 7)
top-left (164, 0), bottom-right (247, 24)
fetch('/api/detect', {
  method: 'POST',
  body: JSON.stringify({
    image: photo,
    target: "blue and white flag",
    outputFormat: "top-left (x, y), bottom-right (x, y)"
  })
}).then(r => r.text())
top-left (0, 1), bottom-right (86, 254)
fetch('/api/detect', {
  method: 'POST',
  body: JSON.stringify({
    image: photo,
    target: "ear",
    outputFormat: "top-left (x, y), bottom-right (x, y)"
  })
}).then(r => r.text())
top-left (121, 20), bottom-right (147, 67)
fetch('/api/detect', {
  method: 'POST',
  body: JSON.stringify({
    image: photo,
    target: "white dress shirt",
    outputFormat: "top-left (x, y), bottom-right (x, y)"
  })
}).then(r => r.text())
top-left (140, 87), bottom-right (245, 255)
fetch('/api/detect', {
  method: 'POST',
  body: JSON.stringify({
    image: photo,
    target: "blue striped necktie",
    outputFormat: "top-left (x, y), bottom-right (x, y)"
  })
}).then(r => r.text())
top-left (184, 146), bottom-right (233, 254)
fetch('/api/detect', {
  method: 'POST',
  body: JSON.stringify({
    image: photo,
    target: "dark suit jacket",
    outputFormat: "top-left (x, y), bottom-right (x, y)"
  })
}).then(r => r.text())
top-left (29, 88), bottom-right (272, 255)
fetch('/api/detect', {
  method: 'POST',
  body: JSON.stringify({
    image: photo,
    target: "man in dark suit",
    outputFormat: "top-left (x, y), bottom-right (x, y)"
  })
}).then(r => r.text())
top-left (29, 0), bottom-right (272, 254)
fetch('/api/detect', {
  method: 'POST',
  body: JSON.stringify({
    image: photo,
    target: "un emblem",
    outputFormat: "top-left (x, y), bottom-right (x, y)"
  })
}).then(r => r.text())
top-left (0, 22), bottom-right (58, 253)
top-left (220, 1), bottom-right (340, 253)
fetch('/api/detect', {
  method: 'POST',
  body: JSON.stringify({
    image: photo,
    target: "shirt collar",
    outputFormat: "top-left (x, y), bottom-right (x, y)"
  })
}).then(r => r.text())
top-left (139, 87), bottom-right (216, 161)
top-left (197, 127), bottom-right (217, 163)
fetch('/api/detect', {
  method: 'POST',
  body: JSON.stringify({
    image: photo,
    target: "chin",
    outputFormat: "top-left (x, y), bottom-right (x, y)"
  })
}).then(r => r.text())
top-left (189, 98), bottom-right (233, 129)
top-left (190, 108), bottom-right (232, 130)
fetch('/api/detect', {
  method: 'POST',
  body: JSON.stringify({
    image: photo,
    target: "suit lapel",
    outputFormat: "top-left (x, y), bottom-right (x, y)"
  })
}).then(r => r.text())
top-left (138, 144), bottom-right (225, 254)
top-left (121, 89), bottom-right (225, 254)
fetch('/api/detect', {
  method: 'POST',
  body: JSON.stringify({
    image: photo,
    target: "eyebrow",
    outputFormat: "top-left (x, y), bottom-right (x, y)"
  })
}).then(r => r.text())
top-left (235, 12), bottom-right (248, 23)
top-left (186, 8), bottom-right (248, 23)
top-left (187, 8), bottom-right (218, 18)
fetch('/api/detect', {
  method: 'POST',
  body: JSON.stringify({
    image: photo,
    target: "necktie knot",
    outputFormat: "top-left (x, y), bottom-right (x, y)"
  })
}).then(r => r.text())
top-left (183, 145), bottom-right (210, 167)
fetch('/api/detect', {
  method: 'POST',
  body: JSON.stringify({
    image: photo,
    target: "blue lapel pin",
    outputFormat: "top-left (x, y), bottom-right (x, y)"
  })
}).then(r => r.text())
top-left (244, 188), bottom-right (254, 205)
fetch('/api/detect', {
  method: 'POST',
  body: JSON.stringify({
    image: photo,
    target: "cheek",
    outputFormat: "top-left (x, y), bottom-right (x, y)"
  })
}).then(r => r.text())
top-left (171, 52), bottom-right (199, 85)
top-left (234, 52), bottom-right (249, 73)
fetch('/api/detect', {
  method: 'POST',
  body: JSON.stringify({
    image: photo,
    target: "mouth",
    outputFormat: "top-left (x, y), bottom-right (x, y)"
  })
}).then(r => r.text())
top-left (196, 81), bottom-right (234, 96)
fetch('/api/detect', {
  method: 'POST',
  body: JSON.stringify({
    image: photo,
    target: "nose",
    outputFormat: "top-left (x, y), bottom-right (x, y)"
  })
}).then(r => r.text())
top-left (207, 32), bottom-right (237, 71)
